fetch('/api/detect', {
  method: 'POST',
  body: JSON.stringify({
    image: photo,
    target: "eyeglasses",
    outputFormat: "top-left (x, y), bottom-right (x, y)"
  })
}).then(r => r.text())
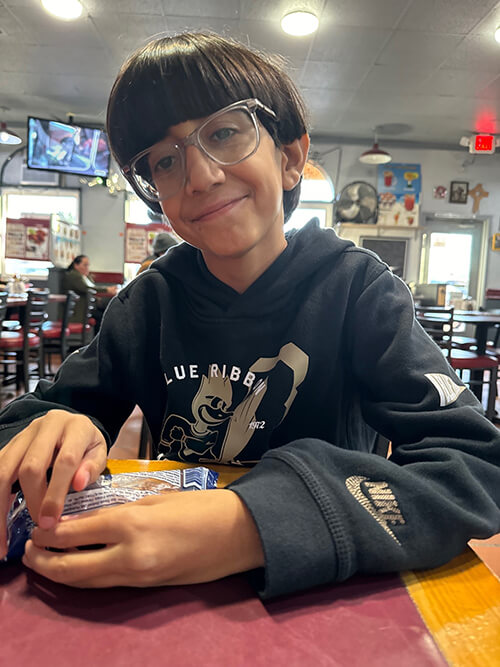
top-left (122, 98), bottom-right (277, 203)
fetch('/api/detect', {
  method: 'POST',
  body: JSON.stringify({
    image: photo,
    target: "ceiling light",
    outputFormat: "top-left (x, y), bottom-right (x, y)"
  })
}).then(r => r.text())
top-left (0, 122), bottom-right (22, 145)
top-left (281, 11), bottom-right (319, 36)
top-left (41, 0), bottom-right (83, 20)
top-left (495, 26), bottom-right (500, 43)
top-left (359, 142), bottom-right (392, 165)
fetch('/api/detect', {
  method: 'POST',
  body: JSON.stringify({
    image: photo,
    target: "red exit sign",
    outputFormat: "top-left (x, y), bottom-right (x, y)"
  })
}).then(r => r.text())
top-left (471, 134), bottom-right (496, 154)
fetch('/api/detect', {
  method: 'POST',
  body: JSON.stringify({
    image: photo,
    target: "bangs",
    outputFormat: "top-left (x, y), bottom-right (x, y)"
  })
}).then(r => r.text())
top-left (106, 33), bottom-right (306, 169)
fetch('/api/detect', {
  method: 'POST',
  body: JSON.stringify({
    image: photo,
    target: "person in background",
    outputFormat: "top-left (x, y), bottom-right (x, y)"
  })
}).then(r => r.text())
top-left (63, 254), bottom-right (118, 328)
top-left (137, 232), bottom-right (179, 274)
top-left (0, 32), bottom-right (498, 600)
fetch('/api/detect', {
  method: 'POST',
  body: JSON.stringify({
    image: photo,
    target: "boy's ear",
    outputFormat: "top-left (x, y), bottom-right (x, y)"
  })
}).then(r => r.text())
top-left (281, 134), bottom-right (310, 191)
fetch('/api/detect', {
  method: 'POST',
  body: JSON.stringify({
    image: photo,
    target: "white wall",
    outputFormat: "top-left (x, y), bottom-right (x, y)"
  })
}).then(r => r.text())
top-left (316, 142), bottom-right (500, 290)
top-left (80, 185), bottom-right (125, 272)
top-left (2, 141), bottom-right (500, 288)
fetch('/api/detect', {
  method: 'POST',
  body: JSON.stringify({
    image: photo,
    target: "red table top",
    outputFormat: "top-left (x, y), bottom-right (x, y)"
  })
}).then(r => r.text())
top-left (0, 563), bottom-right (445, 667)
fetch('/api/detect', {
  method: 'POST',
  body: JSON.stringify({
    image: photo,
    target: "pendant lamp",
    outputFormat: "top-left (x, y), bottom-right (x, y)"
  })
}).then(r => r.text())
top-left (359, 132), bottom-right (392, 165)
top-left (0, 122), bottom-right (22, 145)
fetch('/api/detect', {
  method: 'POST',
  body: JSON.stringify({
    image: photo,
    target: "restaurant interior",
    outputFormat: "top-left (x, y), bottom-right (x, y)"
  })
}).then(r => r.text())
top-left (0, 1), bottom-right (499, 663)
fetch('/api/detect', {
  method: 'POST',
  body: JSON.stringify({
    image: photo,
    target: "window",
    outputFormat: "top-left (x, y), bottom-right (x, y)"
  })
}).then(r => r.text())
top-left (285, 161), bottom-right (334, 233)
top-left (2, 189), bottom-right (80, 278)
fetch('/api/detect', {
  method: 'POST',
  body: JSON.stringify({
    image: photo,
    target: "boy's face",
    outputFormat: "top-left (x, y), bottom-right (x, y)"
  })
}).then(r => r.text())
top-left (157, 116), bottom-right (290, 267)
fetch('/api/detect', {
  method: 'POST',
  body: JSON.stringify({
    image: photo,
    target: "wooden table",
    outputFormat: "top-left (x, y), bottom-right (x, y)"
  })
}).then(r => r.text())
top-left (1, 459), bottom-right (498, 667)
top-left (6, 293), bottom-right (67, 307)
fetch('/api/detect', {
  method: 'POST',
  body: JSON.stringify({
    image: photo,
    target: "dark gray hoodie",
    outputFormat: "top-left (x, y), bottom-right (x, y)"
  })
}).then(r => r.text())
top-left (1, 220), bottom-right (499, 598)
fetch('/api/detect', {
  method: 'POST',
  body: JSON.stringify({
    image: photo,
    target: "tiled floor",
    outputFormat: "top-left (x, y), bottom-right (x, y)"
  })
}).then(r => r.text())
top-left (2, 357), bottom-right (499, 578)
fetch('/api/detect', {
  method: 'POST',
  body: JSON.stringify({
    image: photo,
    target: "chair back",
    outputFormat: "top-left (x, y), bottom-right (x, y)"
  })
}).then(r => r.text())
top-left (415, 305), bottom-right (454, 357)
top-left (82, 288), bottom-right (97, 345)
top-left (0, 291), bottom-right (9, 329)
top-left (62, 290), bottom-right (79, 330)
top-left (60, 290), bottom-right (79, 358)
top-left (25, 288), bottom-right (50, 335)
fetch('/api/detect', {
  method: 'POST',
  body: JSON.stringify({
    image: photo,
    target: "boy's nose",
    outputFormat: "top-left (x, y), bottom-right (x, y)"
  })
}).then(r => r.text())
top-left (184, 145), bottom-right (225, 195)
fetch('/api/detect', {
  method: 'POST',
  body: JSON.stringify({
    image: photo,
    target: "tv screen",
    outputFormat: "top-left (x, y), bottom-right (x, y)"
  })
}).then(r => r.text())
top-left (27, 117), bottom-right (110, 178)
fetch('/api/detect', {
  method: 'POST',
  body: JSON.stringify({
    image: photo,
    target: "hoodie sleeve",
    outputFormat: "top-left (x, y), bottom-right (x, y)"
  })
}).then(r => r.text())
top-left (229, 267), bottom-right (500, 599)
top-left (0, 295), bottom-right (138, 450)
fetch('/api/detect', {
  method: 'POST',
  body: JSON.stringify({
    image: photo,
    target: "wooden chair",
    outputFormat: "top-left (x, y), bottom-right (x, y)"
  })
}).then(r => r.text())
top-left (42, 290), bottom-right (79, 376)
top-left (416, 305), bottom-right (499, 421)
top-left (0, 288), bottom-right (50, 392)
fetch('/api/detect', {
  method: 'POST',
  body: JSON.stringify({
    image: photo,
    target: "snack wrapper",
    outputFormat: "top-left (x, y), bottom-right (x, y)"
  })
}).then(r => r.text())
top-left (4, 467), bottom-right (218, 563)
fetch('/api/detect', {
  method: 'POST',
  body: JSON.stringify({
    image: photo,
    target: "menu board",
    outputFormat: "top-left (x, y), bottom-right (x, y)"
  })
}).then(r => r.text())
top-left (5, 217), bottom-right (51, 260)
top-left (125, 222), bottom-right (171, 263)
top-left (377, 163), bottom-right (421, 226)
top-left (51, 218), bottom-right (82, 267)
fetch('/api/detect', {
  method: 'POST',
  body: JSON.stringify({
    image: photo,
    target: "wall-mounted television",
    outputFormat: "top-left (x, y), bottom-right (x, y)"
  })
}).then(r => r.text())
top-left (27, 117), bottom-right (110, 179)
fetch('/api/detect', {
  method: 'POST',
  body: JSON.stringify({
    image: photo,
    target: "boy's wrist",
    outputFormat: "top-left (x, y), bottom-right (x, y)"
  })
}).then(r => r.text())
top-left (210, 489), bottom-right (265, 573)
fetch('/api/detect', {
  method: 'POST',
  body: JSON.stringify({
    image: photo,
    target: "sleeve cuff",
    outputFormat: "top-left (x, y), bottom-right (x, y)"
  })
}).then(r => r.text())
top-left (228, 454), bottom-right (340, 599)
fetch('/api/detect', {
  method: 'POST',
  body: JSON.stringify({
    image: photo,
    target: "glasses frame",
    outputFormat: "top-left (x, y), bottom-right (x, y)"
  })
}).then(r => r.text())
top-left (122, 98), bottom-right (277, 203)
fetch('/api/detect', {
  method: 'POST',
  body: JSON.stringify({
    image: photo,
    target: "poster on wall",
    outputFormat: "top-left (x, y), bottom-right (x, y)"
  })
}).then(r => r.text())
top-left (50, 217), bottom-right (82, 268)
top-left (125, 222), bottom-right (170, 263)
top-left (377, 163), bottom-right (421, 226)
top-left (5, 217), bottom-right (51, 260)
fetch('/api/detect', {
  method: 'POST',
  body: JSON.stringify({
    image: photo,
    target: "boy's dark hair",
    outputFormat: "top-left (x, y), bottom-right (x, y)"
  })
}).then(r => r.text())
top-left (106, 32), bottom-right (308, 222)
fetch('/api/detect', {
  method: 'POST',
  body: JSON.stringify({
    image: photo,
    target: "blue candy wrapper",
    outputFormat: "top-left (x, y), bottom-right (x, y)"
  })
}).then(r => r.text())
top-left (4, 467), bottom-right (218, 563)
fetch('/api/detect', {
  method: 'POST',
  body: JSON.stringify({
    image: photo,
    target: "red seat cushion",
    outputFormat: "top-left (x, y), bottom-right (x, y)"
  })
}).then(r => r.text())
top-left (449, 349), bottom-right (499, 370)
top-left (0, 331), bottom-right (41, 349)
top-left (41, 322), bottom-right (70, 339)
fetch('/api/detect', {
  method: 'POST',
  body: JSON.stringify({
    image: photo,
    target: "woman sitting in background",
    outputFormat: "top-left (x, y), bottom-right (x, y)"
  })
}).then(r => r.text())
top-left (63, 254), bottom-right (118, 328)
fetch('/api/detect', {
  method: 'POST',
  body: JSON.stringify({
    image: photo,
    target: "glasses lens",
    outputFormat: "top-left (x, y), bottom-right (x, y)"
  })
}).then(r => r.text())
top-left (132, 144), bottom-right (183, 202)
top-left (199, 108), bottom-right (257, 165)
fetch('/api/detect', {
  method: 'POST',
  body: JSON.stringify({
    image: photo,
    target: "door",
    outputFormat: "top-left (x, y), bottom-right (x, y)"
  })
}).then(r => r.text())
top-left (419, 216), bottom-right (487, 305)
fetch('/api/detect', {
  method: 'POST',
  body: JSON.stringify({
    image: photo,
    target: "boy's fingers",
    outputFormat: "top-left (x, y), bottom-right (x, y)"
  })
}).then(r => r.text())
top-left (39, 435), bottom-right (106, 524)
top-left (0, 428), bottom-right (43, 557)
top-left (71, 442), bottom-right (108, 492)
top-left (23, 540), bottom-right (118, 585)
top-left (31, 512), bottom-right (117, 549)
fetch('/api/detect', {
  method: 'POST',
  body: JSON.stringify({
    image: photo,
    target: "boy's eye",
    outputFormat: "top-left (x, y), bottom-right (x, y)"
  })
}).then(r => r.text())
top-left (153, 153), bottom-right (177, 173)
top-left (209, 127), bottom-right (237, 143)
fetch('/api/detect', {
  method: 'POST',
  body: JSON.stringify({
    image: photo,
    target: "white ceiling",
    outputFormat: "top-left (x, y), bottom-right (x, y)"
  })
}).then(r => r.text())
top-left (1, 0), bottom-right (500, 150)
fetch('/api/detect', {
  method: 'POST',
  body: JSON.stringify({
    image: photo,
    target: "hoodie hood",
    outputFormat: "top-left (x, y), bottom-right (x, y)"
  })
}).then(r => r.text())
top-left (152, 219), bottom-right (354, 318)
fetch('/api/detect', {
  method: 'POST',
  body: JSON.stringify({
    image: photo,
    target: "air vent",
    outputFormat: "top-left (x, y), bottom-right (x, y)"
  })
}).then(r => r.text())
top-left (20, 162), bottom-right (59, 186)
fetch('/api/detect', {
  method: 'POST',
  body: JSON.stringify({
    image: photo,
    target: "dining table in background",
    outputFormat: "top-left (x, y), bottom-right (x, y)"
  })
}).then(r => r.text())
top-left (1, 458), bottom-right (499, 667)
top-left (6, 293), bottom-right (67, 307)
top-left (451, 310), bottom-right (500, 355)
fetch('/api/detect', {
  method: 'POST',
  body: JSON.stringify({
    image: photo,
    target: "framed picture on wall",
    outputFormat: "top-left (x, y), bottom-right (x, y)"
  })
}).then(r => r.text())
top-left (492, 233), bottom-right (500, 251)
top-left (449, 181), bottom-right (469, 204)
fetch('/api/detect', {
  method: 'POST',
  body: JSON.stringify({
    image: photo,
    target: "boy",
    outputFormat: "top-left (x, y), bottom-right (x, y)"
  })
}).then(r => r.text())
top-left (0, 33), bottom-right (499, 598)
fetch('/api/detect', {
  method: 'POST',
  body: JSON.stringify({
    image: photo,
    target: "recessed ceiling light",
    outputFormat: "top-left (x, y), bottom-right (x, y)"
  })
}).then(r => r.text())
top-left (41, 0), bottom-right (83, 21)
top-left (495, 26), bottom-right (500, 43)
top-left (281, 11), bottom-right (319, 37)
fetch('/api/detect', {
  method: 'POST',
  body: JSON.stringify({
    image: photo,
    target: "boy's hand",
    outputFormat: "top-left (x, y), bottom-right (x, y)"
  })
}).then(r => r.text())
top-left (0, 409), bottom-right (107, 559)
top-left (23, 490), bottom-right (264, 587)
